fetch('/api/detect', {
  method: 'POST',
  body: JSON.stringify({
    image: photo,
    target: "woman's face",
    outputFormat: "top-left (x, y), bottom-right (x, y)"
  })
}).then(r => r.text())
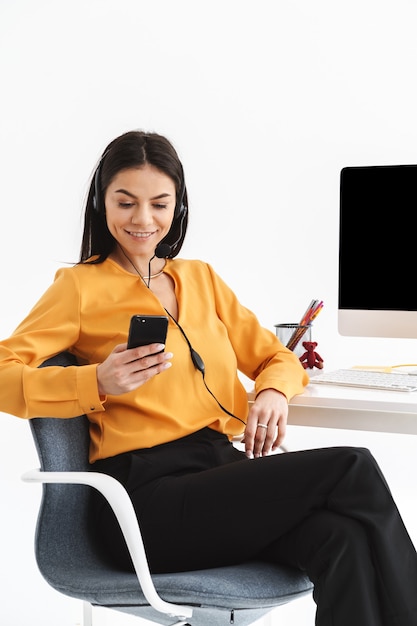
top-left (104, 164), bottom-right (177, 260)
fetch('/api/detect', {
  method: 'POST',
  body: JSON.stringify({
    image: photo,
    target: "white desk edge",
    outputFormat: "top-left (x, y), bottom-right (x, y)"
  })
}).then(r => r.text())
top-left (248, 384), bottom-right (417, 435)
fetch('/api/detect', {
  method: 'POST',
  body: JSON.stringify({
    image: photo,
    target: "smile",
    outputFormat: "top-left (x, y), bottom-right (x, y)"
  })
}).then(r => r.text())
top-left (126, 231), bottom-right (155, 239)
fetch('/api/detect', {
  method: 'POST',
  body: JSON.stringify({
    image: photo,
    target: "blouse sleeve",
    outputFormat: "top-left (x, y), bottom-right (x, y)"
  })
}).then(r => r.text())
top-left (0, 268), bottom-right (104, 418)
top-left (206, 264), bottom-right (309, 401)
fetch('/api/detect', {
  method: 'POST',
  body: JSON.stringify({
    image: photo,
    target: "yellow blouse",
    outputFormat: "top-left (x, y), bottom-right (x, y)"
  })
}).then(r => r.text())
top-left (0, 258), bottom-right (308, 461)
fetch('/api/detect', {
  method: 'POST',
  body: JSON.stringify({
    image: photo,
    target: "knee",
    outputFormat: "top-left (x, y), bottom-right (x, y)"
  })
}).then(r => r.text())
top-left (336, 446), bottom-right (383, 478)
top-left (298, 510), bottom-right (370, 576)
top-left (321, 510), bottom-right (368, 551)
top-left (338, 445), bottom-right (373, 462)
top-left (309, 509), bottom-right (368, 545)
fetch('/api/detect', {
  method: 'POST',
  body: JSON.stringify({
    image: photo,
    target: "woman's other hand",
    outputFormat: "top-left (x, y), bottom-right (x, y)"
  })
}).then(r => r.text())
top-left (96, 343), bottom-right (173, 396)
top-left (242, 388), bottom-right (288, 459)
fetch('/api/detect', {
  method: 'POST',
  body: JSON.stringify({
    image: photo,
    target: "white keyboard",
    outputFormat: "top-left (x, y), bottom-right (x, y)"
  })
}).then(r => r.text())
top-left (310, 369), bottom-right (417, 392)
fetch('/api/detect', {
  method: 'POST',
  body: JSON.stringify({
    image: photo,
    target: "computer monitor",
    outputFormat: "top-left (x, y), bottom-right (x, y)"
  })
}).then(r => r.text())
top-left (338, 164), bottom-right (417, 339)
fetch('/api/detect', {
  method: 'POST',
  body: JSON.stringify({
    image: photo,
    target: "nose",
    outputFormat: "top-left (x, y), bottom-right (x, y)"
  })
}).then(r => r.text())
top-left (131, 204), bottom-right (152, 225)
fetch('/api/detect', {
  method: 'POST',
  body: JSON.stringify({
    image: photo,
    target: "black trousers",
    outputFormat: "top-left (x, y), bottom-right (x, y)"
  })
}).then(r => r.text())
top-left (92, 427), bottom-right (417, 626)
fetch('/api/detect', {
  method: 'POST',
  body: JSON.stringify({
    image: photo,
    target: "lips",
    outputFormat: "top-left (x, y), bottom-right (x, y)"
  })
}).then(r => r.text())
top-left (126, 230), bottom-right (155, 239)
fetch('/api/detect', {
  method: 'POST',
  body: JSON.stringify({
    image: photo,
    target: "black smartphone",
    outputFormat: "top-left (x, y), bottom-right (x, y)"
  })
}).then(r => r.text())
top-left (127, 315), bottom-right (169, 350)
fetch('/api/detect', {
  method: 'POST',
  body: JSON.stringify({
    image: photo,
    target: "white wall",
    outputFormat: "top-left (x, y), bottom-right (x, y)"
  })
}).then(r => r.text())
top-left (1, 1), bottom-right (417, 624)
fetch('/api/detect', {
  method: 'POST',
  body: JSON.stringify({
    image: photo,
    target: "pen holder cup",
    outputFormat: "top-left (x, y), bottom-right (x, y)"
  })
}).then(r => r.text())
top-left (275, 323), bottom-right (312, 358)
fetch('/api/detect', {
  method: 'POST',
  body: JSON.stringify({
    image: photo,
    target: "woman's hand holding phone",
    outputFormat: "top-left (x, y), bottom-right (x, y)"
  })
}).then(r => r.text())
top-left (96, 315), bottom-right (172, 396)
top-left (96, 343), bottom-right (172, 396)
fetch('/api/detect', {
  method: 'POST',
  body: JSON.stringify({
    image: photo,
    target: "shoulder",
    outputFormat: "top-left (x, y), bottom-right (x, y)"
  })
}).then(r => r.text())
top-left (55, 258), bottom-right (115, 279)
top-left (169, 258), bottom-right (225, 287)
top-left (169, 258), bottom-right (216, 278)
top-left (169, 258), bottom-right (234, 297)
top-left (169, 258), bottom-right (203, 269)
top-left (52, 259), bottom-right (118, 292)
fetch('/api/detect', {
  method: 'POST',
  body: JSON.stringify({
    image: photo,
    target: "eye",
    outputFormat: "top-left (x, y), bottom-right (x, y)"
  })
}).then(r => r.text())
top-left (153, 203), bottom-right (168, 209)
top-left (118, 202), bottom-right (134, 208)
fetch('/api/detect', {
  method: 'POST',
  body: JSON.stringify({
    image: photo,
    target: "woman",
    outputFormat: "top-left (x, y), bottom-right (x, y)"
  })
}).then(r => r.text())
top-left (0, 130), bottom-right (416, 626)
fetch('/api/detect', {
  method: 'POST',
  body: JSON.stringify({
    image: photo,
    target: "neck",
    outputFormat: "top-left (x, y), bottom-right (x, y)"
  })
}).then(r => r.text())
top-left (115, 245), bottom-right (166, 282)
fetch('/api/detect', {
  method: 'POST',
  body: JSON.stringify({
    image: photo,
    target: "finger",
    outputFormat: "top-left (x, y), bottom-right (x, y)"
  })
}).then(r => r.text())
top-left (243, 408), bottom-right (265, 458)
top-left (114, 353), bottom-right (173, 393)
top-left (130, 351), bottom-right (173, 374)
top-left (242, 421), bottom-right (256, 459)
top-left (113, 342), bottom-right (128, 353)
top-left (127, 343), bottom-right (166, 362)
top-left (133, 357), bottom-right (172, 383)
top-left (271, 419), bottom-right (287, 451)
top-left (252, 422), bottom-right (276, 458)
top-left (243, 421), bottom-right (271, 458)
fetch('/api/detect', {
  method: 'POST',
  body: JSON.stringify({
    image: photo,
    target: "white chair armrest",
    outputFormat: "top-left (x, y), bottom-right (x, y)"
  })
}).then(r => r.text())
top-left (22, 468), bottom-right (193, 621)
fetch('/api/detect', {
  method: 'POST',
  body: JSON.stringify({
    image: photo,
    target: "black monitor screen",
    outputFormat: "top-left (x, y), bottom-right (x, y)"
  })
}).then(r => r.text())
top-left (339, 164), bottom-right (417, 312)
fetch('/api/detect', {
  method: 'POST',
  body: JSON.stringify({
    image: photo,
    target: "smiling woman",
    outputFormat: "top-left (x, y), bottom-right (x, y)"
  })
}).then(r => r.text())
top-left (1, 130), bottom-right (416, 626)
top-left (81, 131), bottom-right (189, 267)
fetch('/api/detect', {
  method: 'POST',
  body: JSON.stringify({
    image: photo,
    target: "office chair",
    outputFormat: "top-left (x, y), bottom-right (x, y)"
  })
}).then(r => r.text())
top-left (22, 352), bottom-right (313, 626)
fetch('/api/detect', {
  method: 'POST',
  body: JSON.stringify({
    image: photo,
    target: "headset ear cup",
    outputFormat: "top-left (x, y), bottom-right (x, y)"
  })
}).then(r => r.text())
top-left (92, 156), bottom-right (106, 213)
top-left (175, 176), bottom-right (187, 218)
top-left (174, 202), bottom-right (184, 219)
top-left (93, 168), bottom-right (101, 212)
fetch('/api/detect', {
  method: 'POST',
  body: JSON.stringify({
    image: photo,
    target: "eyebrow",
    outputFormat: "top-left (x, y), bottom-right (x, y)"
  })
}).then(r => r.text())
top-left (114, 188), bottom-right (172, 201)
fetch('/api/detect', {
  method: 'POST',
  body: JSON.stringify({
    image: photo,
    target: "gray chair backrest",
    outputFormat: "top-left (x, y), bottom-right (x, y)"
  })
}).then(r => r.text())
top-left (34, 351), bottom-right (90, 471)
top-left (31, 353), bottom-right (111, 587)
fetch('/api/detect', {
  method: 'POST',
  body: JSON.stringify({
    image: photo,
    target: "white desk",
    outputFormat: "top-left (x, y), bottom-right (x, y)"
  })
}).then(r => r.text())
top-left (248, 383), bottom-right (417, 435)
top-left (288, 382), bottom-right (417, 435)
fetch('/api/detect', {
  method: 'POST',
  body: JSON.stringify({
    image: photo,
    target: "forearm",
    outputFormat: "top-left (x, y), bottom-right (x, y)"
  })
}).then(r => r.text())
top-left (0, 345), bottom-right (104, 418)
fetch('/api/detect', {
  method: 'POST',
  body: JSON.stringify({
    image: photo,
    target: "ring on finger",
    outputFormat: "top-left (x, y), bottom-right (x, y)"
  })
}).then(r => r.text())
top-left (257, 423), bottom-right (268, 429)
